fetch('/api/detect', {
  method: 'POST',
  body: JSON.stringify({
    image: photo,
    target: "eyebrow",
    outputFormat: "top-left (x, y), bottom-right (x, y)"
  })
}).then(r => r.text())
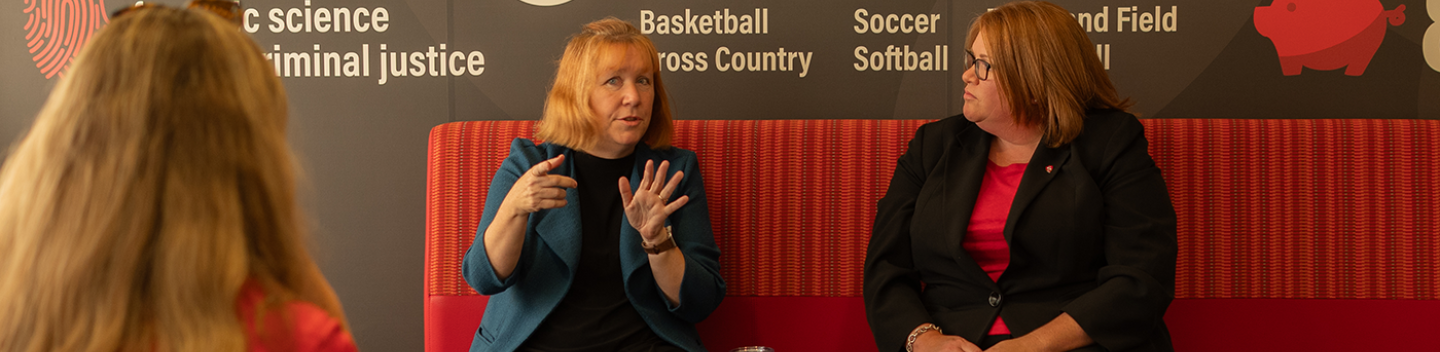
top-left (967, 48), bottom-right (990, 59)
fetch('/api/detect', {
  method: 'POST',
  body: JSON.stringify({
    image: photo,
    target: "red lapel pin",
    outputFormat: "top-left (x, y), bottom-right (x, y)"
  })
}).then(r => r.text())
top-left (1045, 165), bottom-right (1054, 173)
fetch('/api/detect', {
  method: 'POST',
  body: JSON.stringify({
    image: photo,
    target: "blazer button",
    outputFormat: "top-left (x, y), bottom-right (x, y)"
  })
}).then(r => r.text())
top-left (988, 292), bottom-right (1002, 307)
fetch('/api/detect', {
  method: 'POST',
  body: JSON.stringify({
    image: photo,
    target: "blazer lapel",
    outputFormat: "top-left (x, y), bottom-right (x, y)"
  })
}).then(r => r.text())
top-left (1004, 139), bottom-right (1071, 243)
top-left (940, 129), bottom-right (992, 277)
top-left (534, 147), bottom-right (583, 275)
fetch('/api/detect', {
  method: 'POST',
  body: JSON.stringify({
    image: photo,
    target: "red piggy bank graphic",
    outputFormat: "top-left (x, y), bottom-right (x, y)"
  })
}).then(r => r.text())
top-left (1254, 0), bottom-right (1405, 76)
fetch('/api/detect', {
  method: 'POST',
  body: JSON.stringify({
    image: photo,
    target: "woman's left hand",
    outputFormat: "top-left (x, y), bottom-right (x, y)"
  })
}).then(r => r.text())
top-left (619, 159), bottom-right (690, 243)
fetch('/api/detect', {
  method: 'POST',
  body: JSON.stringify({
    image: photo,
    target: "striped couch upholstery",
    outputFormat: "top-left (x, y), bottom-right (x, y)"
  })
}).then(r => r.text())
top-left (425, 119), bottom-right (1440, 352)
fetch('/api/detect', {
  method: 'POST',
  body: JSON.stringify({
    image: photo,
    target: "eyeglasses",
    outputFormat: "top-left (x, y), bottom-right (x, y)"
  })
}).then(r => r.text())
top-left (111, 0), bottom-right (243, 26)
top-left (963, 49), bottom-right (992, 81)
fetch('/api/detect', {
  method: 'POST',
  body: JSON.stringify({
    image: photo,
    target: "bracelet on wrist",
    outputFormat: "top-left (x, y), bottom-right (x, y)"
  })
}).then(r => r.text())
top-left (906, 323), bottom-right (941, 352)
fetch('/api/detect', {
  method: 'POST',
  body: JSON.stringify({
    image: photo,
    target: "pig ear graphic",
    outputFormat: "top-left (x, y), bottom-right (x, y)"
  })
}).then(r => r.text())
top-left (23, 0), bottom-right (108, 79)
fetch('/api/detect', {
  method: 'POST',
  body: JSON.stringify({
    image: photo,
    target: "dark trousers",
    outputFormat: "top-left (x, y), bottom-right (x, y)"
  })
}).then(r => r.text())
top-left (979, 334), bottom-right (1109, 351)
top-left (978, 334), bottom-right (1013, 349)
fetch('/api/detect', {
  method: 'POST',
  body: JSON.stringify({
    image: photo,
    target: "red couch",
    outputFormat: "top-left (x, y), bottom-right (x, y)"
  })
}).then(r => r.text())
top-left (425, 119), bottom-right (1440, 352)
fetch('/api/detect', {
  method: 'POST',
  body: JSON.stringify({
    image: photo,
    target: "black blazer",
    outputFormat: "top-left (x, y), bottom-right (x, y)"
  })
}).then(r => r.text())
top-left (864, 110), bottom-right (1177, 352)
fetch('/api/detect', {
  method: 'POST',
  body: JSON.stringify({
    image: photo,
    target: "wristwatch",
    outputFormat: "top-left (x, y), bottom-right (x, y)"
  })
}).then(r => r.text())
top-left (642, 226), bottom-right (677, 255)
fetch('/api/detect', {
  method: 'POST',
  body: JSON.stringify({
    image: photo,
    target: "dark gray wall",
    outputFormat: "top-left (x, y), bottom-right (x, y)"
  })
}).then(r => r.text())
top-left (3, 0), bottom-right (1437, 350)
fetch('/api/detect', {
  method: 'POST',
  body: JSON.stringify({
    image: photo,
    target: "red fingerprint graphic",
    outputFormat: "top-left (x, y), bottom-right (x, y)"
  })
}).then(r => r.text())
top-left (24, 0), bottom-right (109, 79)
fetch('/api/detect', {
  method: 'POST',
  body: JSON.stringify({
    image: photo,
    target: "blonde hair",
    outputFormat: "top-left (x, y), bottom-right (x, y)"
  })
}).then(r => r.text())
top-left (535, 17), bottom-right (674, 151)
top-left (0, 6), bottom-right (346, 352)
top-left (968, 1), bottom-right (1133, 147)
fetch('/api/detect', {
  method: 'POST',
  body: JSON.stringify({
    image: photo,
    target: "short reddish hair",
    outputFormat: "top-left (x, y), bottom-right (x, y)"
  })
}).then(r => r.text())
top-left (967, 1), bottom-right (1133, 147)
top-left (536, 17), bottom-right (674, 151)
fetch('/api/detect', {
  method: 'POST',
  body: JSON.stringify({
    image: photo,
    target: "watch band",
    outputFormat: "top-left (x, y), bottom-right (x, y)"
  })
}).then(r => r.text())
top-left (642, 226), bottom-right (676, 255)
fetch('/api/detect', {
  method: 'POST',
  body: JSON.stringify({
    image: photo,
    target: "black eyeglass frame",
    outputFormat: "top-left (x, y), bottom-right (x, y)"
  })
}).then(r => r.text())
top-left (963, 49), bottom-right (993, 81)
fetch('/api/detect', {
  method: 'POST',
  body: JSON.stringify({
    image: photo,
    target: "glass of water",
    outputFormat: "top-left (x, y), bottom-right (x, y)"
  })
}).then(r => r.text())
top-left (729, 347), bottom-right (775, 352)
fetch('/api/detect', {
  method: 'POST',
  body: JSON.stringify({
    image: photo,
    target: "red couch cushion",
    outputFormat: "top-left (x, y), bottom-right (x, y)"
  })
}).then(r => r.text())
top-left (696, 296), bottom-right (873, 351)
top-left (425, 295), bottom-right (487, 352)
top-left (1165, 298), bottom-right (1440, 350)
top-left (425, 296), bottom-right (1440, 351)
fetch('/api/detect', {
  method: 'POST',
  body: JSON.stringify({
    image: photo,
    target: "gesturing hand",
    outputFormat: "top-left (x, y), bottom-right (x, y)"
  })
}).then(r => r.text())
top-left (618, 159), bottom-right (689, 243)
top-left (501, 155), bottom-right (577, 216)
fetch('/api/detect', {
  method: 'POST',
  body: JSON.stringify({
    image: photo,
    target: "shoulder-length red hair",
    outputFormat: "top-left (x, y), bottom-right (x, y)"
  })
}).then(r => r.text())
top-left (536, 17), bottom-right (674, 151)
top-left (967, 1), bottom-right (1133, 147)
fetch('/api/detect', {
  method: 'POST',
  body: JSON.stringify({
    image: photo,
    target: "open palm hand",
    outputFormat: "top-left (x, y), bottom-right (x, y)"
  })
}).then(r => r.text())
top-left (619, 159), bottom-right (689, 242)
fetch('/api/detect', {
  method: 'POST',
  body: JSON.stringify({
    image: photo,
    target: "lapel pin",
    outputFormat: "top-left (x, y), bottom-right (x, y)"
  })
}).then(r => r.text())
top-left (1045, 165), bottom-right (1054, 173)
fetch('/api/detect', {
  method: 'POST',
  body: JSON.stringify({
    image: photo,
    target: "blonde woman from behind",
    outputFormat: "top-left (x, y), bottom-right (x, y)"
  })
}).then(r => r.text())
top-left (0, 6), bottom-right (356, 352)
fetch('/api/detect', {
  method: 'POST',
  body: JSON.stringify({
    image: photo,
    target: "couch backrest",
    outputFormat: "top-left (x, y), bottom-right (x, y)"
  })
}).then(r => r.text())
top-left (1150, 119), bottom-right (1440, 299)
top-left (425, 118), bottom-right (1440, 351)
top-left (425, 120), bottom-right (930, 299)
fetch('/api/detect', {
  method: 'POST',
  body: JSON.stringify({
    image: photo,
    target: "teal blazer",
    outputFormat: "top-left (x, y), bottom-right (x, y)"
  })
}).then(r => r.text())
top-left (462, 139), bottom-right (725, 352)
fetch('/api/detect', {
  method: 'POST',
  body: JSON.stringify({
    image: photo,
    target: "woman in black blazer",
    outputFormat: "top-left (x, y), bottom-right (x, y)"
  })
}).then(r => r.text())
top-left (863, 2), bottom-right (1177, 352)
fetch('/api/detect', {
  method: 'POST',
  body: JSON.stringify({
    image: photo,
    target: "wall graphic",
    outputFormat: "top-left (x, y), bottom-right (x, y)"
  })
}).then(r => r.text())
top-left (11, 0), bottom-right (1440, 119)
top-left (22, 0), bottom-right (108, 78)
top-left (1255, 0), bottom-right (1406, 76)
top-left (1, 0), bottom-right (1437, 350)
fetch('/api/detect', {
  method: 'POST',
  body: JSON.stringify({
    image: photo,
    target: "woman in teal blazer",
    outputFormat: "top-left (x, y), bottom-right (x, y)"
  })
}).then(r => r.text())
top-left (461, 18), bottom-right (724, 352)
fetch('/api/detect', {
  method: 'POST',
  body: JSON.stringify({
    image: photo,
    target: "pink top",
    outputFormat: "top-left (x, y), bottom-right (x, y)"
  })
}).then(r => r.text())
top-left (237, 280), bottom-right (359, 352)
top-left (963, 160), bottom-right (1025, 335)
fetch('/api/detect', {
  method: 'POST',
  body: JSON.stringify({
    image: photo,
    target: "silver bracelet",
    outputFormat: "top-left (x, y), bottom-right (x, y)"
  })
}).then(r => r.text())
top-left (905, 323), bottom-right (941, 352)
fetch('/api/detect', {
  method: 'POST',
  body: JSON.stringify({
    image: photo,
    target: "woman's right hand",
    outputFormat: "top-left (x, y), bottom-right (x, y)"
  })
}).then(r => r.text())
top-left (484, 154), bottom-right (575, 280)
top-left (914, 330), bottom-right (983, 352)
top-left (501, 155), bottom-right (577, 216)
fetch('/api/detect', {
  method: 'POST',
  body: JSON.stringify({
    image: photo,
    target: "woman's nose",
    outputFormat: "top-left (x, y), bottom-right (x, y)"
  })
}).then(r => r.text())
top-left (962, 64), bottom-right (977, 84)
top-left (621, 83), bottom-right (639, 105)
